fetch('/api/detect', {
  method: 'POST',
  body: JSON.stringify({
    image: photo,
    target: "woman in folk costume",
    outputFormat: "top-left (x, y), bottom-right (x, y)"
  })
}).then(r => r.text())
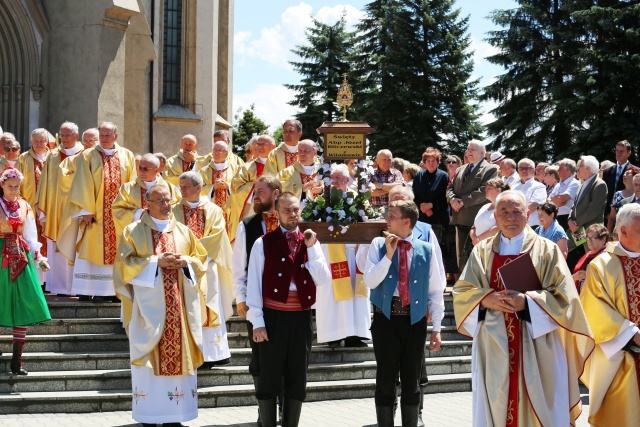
top-left (0, 168), bottom-right (51, 375)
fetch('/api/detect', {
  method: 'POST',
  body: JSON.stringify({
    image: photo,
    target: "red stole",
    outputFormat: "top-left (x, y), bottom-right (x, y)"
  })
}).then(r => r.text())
top-left (490, 253), bottom-right (521, 427)
top-left (300, 171), bottom-right (318, 186)
top-left (151, 229), bottom-right (183, 376)
top-left (182, 205), bottom-right (206, 239)
top-left (284, 151), bottom-right (298, 168)
top-left (100, 151), bottom-right (122, 265)
top-left (140, 187), bottom-right (148, 210)
top-left (256, 161), bottom-right (265, 177)
top-left (182, 159), bottom-right (194, 172)
top-left (616, 255), bottom-right (640, 394)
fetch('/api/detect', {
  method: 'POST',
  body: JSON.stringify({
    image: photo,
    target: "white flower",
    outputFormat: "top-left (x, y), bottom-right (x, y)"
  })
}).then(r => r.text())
top-left (312, 210), bottom-right (318, 215)
top-left (323, 177), bottom-right (332, 184)
top-left (358, 160), bottom-right (367, 168)
top-left (340, 225), bottom-right (349, 234)
top-left (342, 192), bottom-right (348, 198)
top-left (326, 207), bottom-right (332, 213)
top-left (346, 198), bottom-right (353, 204)
top-left (323, 163), bottom-right (331, 170)
top-left (326, 217), bottom-right (332, 222)
top-left (362, 216), bottom-right (369, 221)
top-left (358, 209), bottom-right (365, 217)
top-left (337, 210), bottom-right (346, 219)
top-left (359, 171), bottom-right (368, 178)
top-left (328, 225), bottom-right (334, 232)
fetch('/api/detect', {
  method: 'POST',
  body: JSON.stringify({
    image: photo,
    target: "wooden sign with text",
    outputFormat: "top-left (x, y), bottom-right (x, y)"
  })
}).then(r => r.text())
top-left (316, 121), bottom-right (373, 160)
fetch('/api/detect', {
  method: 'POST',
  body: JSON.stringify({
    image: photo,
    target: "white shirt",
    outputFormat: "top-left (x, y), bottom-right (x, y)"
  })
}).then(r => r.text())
top-left (246, 228), bottom-right (331, 329)
top-left (363, 233), bottom-right (445, 331)
top-left (474, 204), bottom-right (496, 236)
top-left (63, 146), bottom-right (82, 156)
top-left (502, 172), bottom-right (520, 188)
top-left (512, 177), bottom-right (547, 226)
top-left (549, 176), bottom-right (579, 216)
top-left (615, 161), bottom-right (629, 182)
top-left (283, 144), bottom-right (298, 153)
top-left (214, 161), bottom-right (228, 171)
top-left (35, 152), bottom-right (47, 161)
top-left (232, 219), bottom-right (266, 304)
top-left (102, 148), bottom-right (115, 156)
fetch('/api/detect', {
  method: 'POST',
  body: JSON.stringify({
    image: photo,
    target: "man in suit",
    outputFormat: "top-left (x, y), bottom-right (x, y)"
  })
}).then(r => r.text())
top-left (567, 155), bottom-right (608, 270)
top-left (602, 140), bottom-right (634, 220)
top-left (446, 141), bottom-right (499, 272)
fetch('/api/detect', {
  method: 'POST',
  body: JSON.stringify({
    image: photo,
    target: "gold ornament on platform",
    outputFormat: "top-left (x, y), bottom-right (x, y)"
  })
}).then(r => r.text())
top-left (336, 73), bottom-right (353, 121)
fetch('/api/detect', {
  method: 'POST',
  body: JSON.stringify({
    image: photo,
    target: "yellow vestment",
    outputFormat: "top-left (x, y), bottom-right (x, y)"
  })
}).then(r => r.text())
top-left (265, 143), bottom-right (297, 176)
top-left (114, 214), bottom-right (208, 375)
top-left (173, 199), bottom-right (234, 326)
top-left (580, 242), bottom-right (640, 427)
top-left (229, 159), bottom-right (264, 242)
top-left (453, 229), bottom-right (594, 426)
top-left (57, 144), bottom-right (136, 265)
top-left (276, 162), bottom-right (319, 198)
top-left (111, 176), bottom-right (180, 243)
top-left (164, 151), bottom-right (203, 186)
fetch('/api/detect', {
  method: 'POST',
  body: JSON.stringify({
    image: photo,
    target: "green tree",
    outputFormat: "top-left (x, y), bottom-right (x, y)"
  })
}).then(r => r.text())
top-left (568, 1), bottom-right (640, 161)
top-left (481, 1), bottom-right (581, 161)
top-left (285, 14), bottom-right (360, 139)
top-left (232, 104), bottom-right (269, 151)
top-left (355, 0), bottom-right (482, 160)
top-left (272, 126), bottom-right (284, 144)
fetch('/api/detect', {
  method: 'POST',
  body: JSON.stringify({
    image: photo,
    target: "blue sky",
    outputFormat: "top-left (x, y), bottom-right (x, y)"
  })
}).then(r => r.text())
top-left (233, 0), bottom-right (518, 137)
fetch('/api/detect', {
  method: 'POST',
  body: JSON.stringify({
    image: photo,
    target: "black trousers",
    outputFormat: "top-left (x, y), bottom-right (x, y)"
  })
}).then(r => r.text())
top-left (246, 320), bottom-right (260, 377)
top-left (455, 224), bottom-right (473, 272)
top-left (256, 307), bottom-right (313, 401)
top-left (556, 214), bottom-right (569, 231)
top-left (371, 312), bottom-right (428, 406)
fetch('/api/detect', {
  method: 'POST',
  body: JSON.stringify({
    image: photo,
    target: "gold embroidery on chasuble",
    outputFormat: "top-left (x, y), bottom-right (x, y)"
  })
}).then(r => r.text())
top-left (490, 253), bottom-right (520, 427)
top-left (33, 158), bottom-right (47, 257)
top-left (182, 206), bottom-right (206, 239)
top-left (182, 160), bottom-right (194, 172)
top-left (300, 172), bottom-right (318, 186)
top-left (284, 151), bottom-right (298, 167)
top-left (617, 255), bottom-right (640, 394)
top-left (212, 169), bottom-right (229, 231)
top-left (100, 151), bottom-right (122, 265)
top-left (140, 187), bottom-right (148, 210)
top-left (152, 229), bottom-right (184, 376)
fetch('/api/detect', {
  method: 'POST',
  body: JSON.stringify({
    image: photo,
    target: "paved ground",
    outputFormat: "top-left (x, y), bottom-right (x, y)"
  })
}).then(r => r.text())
top-left (0, 392), bottom-right (591, 426)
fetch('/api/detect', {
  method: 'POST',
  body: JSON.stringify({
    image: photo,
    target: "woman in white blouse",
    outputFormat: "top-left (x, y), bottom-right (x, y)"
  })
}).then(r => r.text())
top-left (469, 178), bottom-right (509, 245)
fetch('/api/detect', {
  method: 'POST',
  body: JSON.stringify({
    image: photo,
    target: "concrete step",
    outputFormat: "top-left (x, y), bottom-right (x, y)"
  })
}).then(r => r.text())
top-left (0, 341), bottom-right (473, 373)
top-left (0, 374), bottom-right (472, 414)
top-left (45, 301), bottom-right (122, 319)
top-left (0, 356), bottom-right (472, 393)
top-left (26, 318), bottom-right (125, 335)
top-left (1, 325), bottom-right (466, 354)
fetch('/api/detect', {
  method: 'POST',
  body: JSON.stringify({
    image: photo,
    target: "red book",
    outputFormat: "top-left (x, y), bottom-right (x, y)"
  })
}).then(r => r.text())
top-left (497, 253), bottom-right (543, 293)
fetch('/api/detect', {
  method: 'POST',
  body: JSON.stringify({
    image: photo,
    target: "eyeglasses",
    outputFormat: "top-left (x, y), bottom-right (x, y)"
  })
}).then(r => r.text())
top-left (446, 161), bottom-right (458, 165)
top-left (586, 236), bottom-right (602, 242)
top-left (517, 166), bottom-right (533, 171)
top-left (138, 166), bottom-right (155, 172)
top-left (5, 147), bottom-right (20, 152)
top-left (59, 134), bottom-right (75, 138)
top-left (148, 198), bottom-right (171, 205)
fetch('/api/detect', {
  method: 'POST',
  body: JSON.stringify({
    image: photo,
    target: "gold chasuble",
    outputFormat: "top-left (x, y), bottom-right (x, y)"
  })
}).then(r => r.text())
top-left (57, 144), bottom-right (136, 265)
top-left (164, 151), bottom-right (202, 186)
top-left (198, 162), bottom-right (237, 233)
top-left (112, 176), bottom-right (180, 242)
top-left (265, 143), bottom-right (298, 176)
top-left (195, 151), bottom-right (244, 172)
top-left (580, 242), bottom-right (640, 426)
top-left (172, 199), bottom-right (234, 326)
top-left (115, 214), bottom-right (208, 375)
top-left (16, 149), bottom-right (49, 256)
top-left (453, 229), bottom-right (593, 427)
top-left (276, 162), bottom-right (318, 198)
top-left (229, 159), bottom-right (265, 242)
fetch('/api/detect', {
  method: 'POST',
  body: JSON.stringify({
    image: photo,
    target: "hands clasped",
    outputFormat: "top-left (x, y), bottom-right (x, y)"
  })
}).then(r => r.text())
top-left (158, 252), bottom-right (187, 269)
top-left (481, 290), bottom-right (526, 313)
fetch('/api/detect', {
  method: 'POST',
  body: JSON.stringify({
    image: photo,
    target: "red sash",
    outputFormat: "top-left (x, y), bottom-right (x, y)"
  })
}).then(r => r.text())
top-left (490, 253), bottom-right (521, 427)
top-left (616, 255), bottom-right (640, 394)
top-left (182, 205), bottom-right (206, 239)
top-left (32, 157), bottom-right (47, 257)
top-left (100, 151), bottom-right (122, 264)
top-left (284, 151), bottom-right (298, 168)
top-left (151, 229), bottom-right (183, 376)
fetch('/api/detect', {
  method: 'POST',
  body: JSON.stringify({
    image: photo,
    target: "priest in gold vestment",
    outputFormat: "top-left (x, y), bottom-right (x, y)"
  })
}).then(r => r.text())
top-left (114, 185), bottom-right (208, 425)
top-left (264, 119), bottom-right (302, 176)
top-left (198, 140), bottom-right (238, 235)
top-left (174, 171), bottom-right (234, 367)
top-left (229, 135), bottom-right (276, 243)
top-left (112, 153), bottom-right (180, 244)
top-left (34, 121), bottom-right (84, 295)
top-left (194, 130), bottom-right (244, 172)
top-left (58, 122), bottom-right (136, 299)
top-left (164, 134), bottom-right (202, 186)
top-left (16, 128), bottom-right (50, 284)
top-left (453, 191), bottom-right (593, 427)
top-left (275, 140), bottom-right (324, 201)
top-left (580, 203), bottom-right (640, 427)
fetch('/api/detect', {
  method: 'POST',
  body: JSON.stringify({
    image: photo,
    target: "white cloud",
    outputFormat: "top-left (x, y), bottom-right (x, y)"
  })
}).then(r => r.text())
top-left (233, 84), bottom-right (298, 132)
top-left (234, 3), bottom-right (366, 69)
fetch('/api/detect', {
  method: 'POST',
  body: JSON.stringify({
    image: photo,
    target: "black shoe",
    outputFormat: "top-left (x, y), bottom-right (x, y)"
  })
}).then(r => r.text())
top-left (327, 340), bottom-right (342, 348)
top-left (344, 336), bottom-right (368, 348)
top-left (162, 423), bottom-right (184, 427)
top-left (208, 357), bottom-right (230, 367)
top-left (91, 296), bottom-right (106, 303)
top-left (107, 296), bottom-right (120, 303)
top-left (78, 295), bottom-right (92, 302)
top-left (282, 398), bottom-right (302, 427)
top-left (401, 404), bottom-right (419, 427)
top-left (140, 424), bottom-right (155, 427)
top-left (10, 342), bottom-right (28, 376)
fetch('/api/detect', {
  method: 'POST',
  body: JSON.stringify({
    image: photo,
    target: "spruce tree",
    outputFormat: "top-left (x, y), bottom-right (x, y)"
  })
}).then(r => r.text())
top-left (285, 15), bottom-right (358, 139)
top-left (232, 104), bottom-right (269, 148)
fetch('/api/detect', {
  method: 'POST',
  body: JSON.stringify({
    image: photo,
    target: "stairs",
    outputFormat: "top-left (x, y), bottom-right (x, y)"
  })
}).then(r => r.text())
top-left (0, 295), bottom-right (472, 414)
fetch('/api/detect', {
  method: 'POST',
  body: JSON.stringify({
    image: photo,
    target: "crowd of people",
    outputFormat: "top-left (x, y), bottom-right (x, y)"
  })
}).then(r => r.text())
top-left (0, 118), bottom-right (638, 427)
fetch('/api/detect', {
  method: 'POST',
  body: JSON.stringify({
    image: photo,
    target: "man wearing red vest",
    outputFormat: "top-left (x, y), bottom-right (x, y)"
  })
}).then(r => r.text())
top-left (246, 192), bottom-right (331, 427)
